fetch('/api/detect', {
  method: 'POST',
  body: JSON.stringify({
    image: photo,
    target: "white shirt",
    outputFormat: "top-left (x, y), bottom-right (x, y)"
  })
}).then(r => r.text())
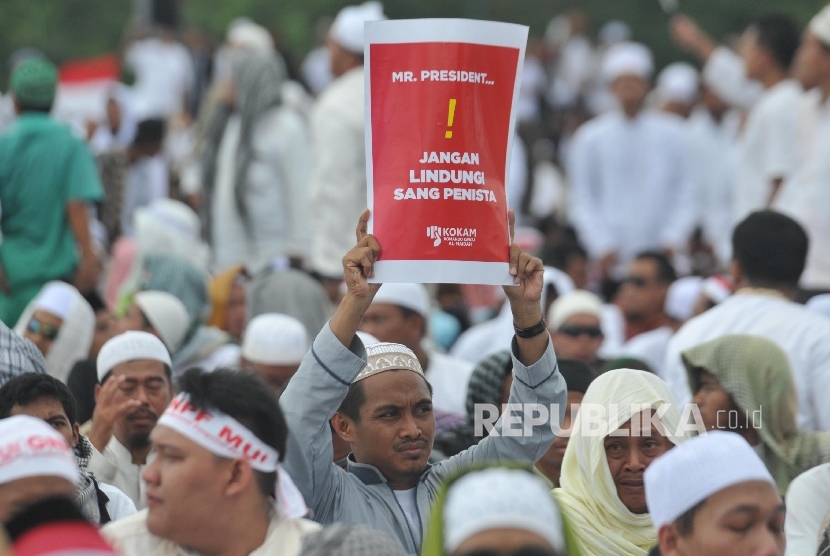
top-left (211, 107), bottom-right (312, 273)
top-left (568, 109), bottom-right (698, 274)
top-left (393, 487), bottom-right (421, 548)
top-left (773, 90), bottom-right (830, 289)
top-left (548, 35), bottom-right (595, 107)
top-left (785, 463), bottom-right (830, 556)
top-left (733, 79), bottom-right (802, 223)
top-left (426, 351), bottom-right (475, 417)
top-left (103, 508), bottom-right (320, 556)
top-left (99, 482), bottom-right (138, 522)
top-left (308, 67), bottom-right (367, 278)
top-left (615, 326), bottom-right (673, 376)
top-left (88, 436), bottom-right (148, 509)
top-left (663, 292), bottom-right (830, 431)
top-left (517, 55), bottom-right (546, 122)
top-left (122, 154), bottom-right (169, 237)
top-left (126, 38), bottom-right (194, 119)
top-left (687, 107), bottom-right (740, 263)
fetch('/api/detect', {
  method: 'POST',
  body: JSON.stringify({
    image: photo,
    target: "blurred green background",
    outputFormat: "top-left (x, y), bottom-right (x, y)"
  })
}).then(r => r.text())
top-left (1, 0), bottom-right (827, 87)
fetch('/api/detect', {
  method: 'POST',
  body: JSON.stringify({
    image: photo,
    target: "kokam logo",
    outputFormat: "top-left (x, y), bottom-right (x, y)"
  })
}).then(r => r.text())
top-left (426, 226), bottom-right (477, 247)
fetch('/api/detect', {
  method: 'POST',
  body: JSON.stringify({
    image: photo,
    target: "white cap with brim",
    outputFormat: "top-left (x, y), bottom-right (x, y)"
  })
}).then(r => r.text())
top-left (0, 415), bottom-right (79, 487)
top-left (810, 5), bottom-right (830, 46)
top-left (602, 41), bottom-right (654, 83)
top-left (657, 62), bottom-right (699, 105)
top-left (372, 283), bottom-right (430, 319)
top-left (330, 1), bottom-right (386, 54)
top-left (97, 331), bottom-right (172, 382)
top-left (242, 313), bottom-right (309, 366)
top-left (547, 290), bottom-right (604, 330)
top-left (134, 291), bottom-right (191, 353)
top-left (443, 468), bottom-right (565, 553)
top-left (644, 431), bottom-right (776, 531)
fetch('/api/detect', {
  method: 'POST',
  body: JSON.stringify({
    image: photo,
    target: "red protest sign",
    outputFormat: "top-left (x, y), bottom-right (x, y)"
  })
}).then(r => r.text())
top-left (366, 19), bottom-right (528, 284)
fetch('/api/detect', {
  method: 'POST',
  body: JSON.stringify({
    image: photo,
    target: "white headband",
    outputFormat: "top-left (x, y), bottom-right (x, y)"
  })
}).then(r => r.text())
top-left (158, 393), bottom-right (307, 519)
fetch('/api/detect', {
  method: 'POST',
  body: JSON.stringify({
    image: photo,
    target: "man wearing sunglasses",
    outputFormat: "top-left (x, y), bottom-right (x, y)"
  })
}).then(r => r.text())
top-left (546, 290), bottom-right (605, 372)
top-left (616, 252), bottom-right (676, 342)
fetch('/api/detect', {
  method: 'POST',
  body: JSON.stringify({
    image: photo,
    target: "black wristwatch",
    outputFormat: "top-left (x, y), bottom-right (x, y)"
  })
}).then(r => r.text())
top-left (514, 317), bottom-right (547, 339)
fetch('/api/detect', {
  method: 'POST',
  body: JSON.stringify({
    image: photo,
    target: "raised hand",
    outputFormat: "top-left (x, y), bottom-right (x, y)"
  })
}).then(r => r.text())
top-left (88, 375), bottom-right (142, 453)
top-left (342, 209), bottom-right (382, 300)
top-left (503, 210), bottom-right (545, 311)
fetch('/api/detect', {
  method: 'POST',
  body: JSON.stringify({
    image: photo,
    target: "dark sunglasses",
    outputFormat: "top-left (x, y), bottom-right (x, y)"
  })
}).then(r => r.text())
top-left (623, 276), bottom-right (650, 288)
top-left (558, 325), bottom-right (603, 339)
top-left (27, 318), bottom-right (60, 341)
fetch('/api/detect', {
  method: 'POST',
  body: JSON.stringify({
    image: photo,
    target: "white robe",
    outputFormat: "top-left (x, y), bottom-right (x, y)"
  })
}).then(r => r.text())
top-left (662, 292), bottom-right (830, 431)
top-left (773, 90), bottom-right (830, 289)
top-left (308, 67), bottom-right (367, 278)
top-left (425, 350), bottom-right (474, 417)
top-left (615, 325), bottom-right (673, 377)
top-left (88, 436), bottom-right (148, 510)
top-left (568, 109), bottom-right (698, 276)
top-left (784, 462), bottom-right (830, 556)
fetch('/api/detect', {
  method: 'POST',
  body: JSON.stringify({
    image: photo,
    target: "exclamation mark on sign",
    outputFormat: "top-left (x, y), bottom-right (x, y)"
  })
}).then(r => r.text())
top-left (445, 99), bottom-right (457, 139)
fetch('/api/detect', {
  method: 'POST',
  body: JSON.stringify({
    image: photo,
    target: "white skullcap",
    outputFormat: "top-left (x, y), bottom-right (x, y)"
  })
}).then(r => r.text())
top-left (547, 290), bottom-right (604, 330)
top-left (664, 276), bottom-right (703, 321)
top-left (0, 415), bottom-right (79, 487)
top-left (807, 294), bottom-right (830, 319)
top-left (330, 1), bottom-right (386, 54)
top-left (372, 283), bottom-right (430, 319)
top-left (810, 5), bottom-right (830, 46)
top-left (134, 291), bottom-right (190, 352)
top-left (227, 21), bottom-right (274, 53)
top-left (657, 62), bottom-right (700, 104)
top-left (602, 41), bottom-right (654, 83)
top-left (701, 275), bottom-right (732, 305)
top-left (357, 331), bottom-right (381, 347)
top-left (134, 198), bottom-right (202, 245)
top-left (353, 342), bottom-right (424, 383)
top-left (242, 314), bottom-right (309, 366)
top-left (645, 431), bottom-right (776, 531)
top-left (444, 468), bottom-right (565, 553)
top-left (96, 331), bottom-right (172, 382)
top-left (32, 281), bottom-right (79, 320)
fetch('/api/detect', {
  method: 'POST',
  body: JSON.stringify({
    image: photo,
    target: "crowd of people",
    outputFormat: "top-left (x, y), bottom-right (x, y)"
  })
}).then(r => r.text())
top-left (1, 0), bottom-right (830, 554)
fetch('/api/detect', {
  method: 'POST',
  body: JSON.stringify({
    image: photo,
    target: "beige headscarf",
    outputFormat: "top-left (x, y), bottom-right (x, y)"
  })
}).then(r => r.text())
top-left (553, 369), bottom-right (689, 556)
top-left (683, 334), bottom-right (830, 493)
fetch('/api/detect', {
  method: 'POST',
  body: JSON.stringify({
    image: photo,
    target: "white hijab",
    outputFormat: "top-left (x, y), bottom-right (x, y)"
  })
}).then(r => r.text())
top-left (15, 282), bottom-right (95, 383)
top-left (553, 369), bottom-right (689, 556)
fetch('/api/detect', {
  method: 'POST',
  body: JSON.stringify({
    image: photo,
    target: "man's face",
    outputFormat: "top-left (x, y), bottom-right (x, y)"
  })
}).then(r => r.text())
top-left (665, 481), bottom-right (785, 556)
top-left (24, 310), bottom-right (63, 357)
top-left (795, 32), bottom-right (830, 90)
top-left (611, 75), bottom-right (650, 111)
top-left (227, 283), bottom-right (246, 340)
top-left (739, 27), bottom-right (767, 81)
top-left (617, 259), bottom-right (669, 322)
top-left (143, 426), bottom-right (235, 546)
top-left (550, 314), bottom-right (604, 364)
top-left (336, 370), bottom-right (434, 488)
top-left (10, 397), bottom-right (79, 449)
top-left (0, 476), bottom-right (77, 524)
top-left (91, 310), bottom-right (115, 359)
top-left (359, 304), bottom-right (423, 351)
top-left (604, 410), bottom-right (674, 514)
top-left (243, 359), bottom-right (299, 397)
top-left (100, 360), bottom-right (172, 450)
top-left (536, 390), bottom-right (584, 487)
top-left (692, 371), bottom-right (736, 432)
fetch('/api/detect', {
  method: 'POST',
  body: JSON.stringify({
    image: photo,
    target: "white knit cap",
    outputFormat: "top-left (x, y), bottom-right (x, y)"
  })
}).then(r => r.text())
top-left (134, 291), bottom-right (190, 352)
top-left (602, 41), bottom-right (654, 82)
top-left (96, 331), bottom-right (172, 382)
top-left (330, 1), bottom-right (386, 54)
top-left (227, 21), bottom-right (274, 53)
top-left (810, 5), bottom-right (830, 45)
top-left (371, 283), bottom-right (430, 318)
top-left (32, 281), bottom-right (78, 320)
top-left (242, 314), bottom-right (309, 366)
top-left (443, 468), bottom-right (565, 553)
top-left (644, 431), bottom-right (776, 531)
top-left (656, 62), bottom-right (699, 104)
top-left (547, 290), bottom-right (604, 330)
top-left (353, 342), bottom-right (424, 383)
top-left (0, 415), bottom-right (79, 487)
top-left (664, 276), bottom-right (703, 321)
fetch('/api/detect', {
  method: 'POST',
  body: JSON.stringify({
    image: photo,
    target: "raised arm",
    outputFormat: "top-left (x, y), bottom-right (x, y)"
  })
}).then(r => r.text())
top-left (280, 210), bottom-right (380, 515)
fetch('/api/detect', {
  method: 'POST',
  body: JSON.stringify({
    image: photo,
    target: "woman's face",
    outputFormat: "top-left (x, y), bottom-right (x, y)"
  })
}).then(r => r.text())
top-left (692, 371), bottom-right (735, 431)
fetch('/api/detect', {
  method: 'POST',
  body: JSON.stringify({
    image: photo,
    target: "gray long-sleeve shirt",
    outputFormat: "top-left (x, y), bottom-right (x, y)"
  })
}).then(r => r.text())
top-left (280, 322), bottom-right (566, 555)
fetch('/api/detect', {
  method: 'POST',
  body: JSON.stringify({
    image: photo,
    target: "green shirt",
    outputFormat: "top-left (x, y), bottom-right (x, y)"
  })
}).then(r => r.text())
top-left (0, 112), bottom-right (103, 289)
